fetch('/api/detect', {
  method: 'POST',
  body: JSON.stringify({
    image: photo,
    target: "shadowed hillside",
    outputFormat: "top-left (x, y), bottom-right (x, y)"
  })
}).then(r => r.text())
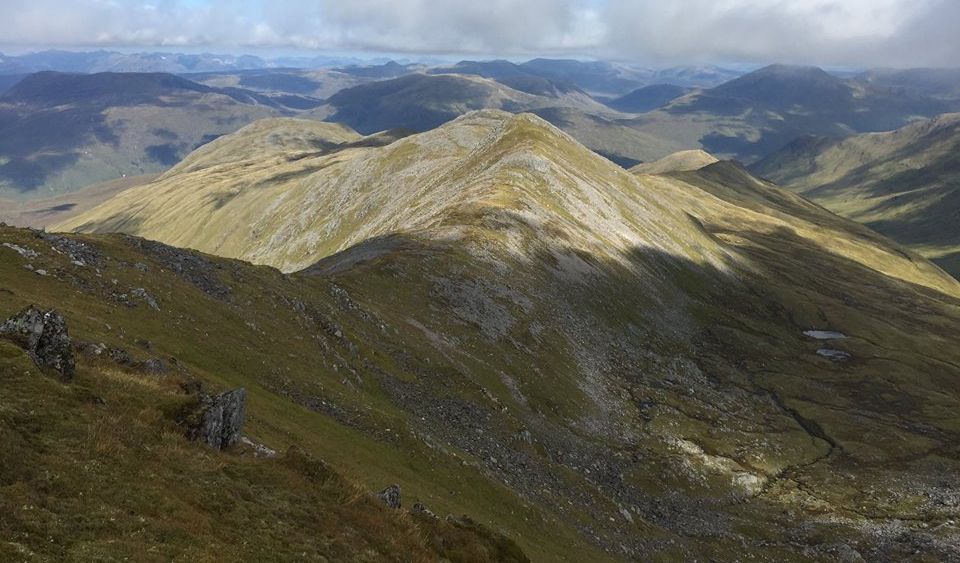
top-left (753, 113), bottom-right (960, 277)
top-left (0, 72), bottom-right (309, 199)
top-left (623, 64), bottom-right (958, 163)
top-left (607, 84), bottom-right (693, 113)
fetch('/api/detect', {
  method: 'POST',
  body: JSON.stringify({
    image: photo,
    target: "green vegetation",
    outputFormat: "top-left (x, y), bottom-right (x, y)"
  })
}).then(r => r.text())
top-left (0, 337), bottom-right (527, 561)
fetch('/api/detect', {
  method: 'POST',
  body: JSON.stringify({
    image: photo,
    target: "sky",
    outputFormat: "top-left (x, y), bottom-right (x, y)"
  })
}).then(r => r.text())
top-left (1, 0), bottom-right (958, 67)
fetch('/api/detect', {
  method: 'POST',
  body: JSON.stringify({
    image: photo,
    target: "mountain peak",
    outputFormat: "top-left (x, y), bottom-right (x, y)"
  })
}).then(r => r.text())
top-left (56, 108), bottom-right (727, 274)
top-left (754, 63), bottom-right (831, 76)
top-left (698, 62), bottom-right (853, 113)
top-left (713, 63), bottom-right (844, 91)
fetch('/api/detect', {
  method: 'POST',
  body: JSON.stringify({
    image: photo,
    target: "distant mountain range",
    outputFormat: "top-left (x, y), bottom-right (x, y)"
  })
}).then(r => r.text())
top-left (0, 50), bottom-right (271, 75)
top-left (4, 56), bottom-right (960, 208)
top-left (0, 51), bottom-right (743, 94)
top-left (310, 72), bottom-right (675, 166)
top-left (626, 64), bottom-right (960, 162)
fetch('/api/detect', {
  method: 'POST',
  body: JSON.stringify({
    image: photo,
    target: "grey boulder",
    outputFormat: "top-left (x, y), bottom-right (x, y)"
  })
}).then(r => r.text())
top-left (378, 484), bottom-right (402, 509)
top-left (0, 305), bottom-right (75, 379)
top-left (193, 388), bottom-right (246, 450)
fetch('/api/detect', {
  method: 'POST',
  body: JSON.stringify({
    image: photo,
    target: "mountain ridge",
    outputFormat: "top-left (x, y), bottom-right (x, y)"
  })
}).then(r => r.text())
top-left (26, 109), bottom-right (960, 560)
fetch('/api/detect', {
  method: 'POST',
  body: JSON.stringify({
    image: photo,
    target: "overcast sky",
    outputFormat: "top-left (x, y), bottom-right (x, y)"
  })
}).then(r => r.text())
top-left (1, 0), bottom-right (958, 67)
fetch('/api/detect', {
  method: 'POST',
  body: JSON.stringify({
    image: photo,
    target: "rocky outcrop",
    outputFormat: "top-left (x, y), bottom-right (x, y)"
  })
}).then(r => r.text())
top-left (239, 436), bottom-right (277, 458)
top-left (130, 288), bottom-right (160, 311)
top-left (192, 388), bottom-right (246, 450)
top-left (0, 305), bottom-right (75, 379)
top-left (41, 232), bottom-right (102, 267)
top-left (77, 342), bottom-right (171, 375)
top-left (411, 502), bottom-right (436, 518)
top-left (377, 484), bottom-right (401, 509)
top-left (139, 358), bottom-right (168, 375)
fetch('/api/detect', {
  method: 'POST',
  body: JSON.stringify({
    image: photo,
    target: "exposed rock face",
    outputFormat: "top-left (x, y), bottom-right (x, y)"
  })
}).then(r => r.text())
top-left (193, 388), bottom-right (246, 450)
top-left (377, 484), bottom-right (401, 509)
top-left (0, 305), bottom-right (75, 379)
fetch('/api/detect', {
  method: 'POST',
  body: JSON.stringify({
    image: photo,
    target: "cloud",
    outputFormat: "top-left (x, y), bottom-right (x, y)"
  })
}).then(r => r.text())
top-left (601, 0), bottom-right (954, 66)
top-left (0, 0), bottom-right (957, 67)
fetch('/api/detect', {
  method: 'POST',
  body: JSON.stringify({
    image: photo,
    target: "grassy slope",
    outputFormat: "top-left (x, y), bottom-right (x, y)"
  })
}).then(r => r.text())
top-left (0, 174), bottom-right (156, 228)
top-left (752, 113), bottom-right (960, 276)
top-left (38, 112), bottom-right (960, 559)
top-left (629, 150), bottom-right (718, 174)
top-left (0, 228), bottom-right (565, 562)
top-left (0, 338), bottom-right (528, 562)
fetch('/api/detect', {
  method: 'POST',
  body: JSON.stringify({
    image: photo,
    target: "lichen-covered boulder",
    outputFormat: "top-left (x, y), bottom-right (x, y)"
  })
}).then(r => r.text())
top-left (377, 484), bottom-right (402, 509)
top-left (0, 305), bottom-right (75, 379)
top-left (192, 388), bottom-right (246, 450)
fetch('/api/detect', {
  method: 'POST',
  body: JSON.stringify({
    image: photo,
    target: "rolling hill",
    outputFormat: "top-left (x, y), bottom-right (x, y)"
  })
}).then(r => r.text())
top-left (517, 60), bottom-right (742, 96)
top-left (428, 60), bottom-right (582, 97)
top-left (752, 112), bottom-right (960, 276)
top-left (629, 149), bottom-right (718, 174)
top-left (47, 110), bottom-right (960, 559)
top-left (856, 67), bottom-right (960, 100)
top-left (517, 58), bottom-right (647, 96)
top-left (186, 67), bottom-right (375, 100)
top-left (607, 84), bottom-right (694, 113)
top-left (0, 72), bottom-right (287, 199)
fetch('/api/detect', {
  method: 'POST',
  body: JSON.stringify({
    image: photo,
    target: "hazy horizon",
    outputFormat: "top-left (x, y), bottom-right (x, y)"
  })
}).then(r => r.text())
top-left (2, 0), bottom-right (959, 68)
